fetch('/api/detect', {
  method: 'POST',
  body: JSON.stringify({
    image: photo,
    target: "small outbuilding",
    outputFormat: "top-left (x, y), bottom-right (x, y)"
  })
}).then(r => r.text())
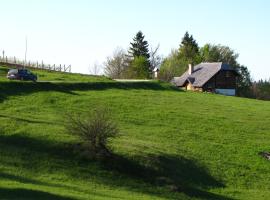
top-left (172, 62), bottom-right (239, 96)
top-left (153, 67), bottom-right (160, 79)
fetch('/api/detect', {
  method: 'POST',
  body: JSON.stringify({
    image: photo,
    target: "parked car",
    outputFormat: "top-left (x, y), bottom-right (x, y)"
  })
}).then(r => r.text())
top-left (7, 69), bottom-right (37, 82)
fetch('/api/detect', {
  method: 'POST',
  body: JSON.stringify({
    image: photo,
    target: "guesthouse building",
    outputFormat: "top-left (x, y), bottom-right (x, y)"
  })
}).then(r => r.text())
top-left (172, 62), bottom-right (239, 96)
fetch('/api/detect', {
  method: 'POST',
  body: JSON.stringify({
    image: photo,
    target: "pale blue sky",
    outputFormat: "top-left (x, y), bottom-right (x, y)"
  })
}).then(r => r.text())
top-left (0, 0), bottom-right (269, 80)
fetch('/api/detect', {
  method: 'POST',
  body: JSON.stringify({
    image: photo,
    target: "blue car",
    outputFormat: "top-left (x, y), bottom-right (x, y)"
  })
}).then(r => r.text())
top-left (7, 69), bottom-right (37, 82)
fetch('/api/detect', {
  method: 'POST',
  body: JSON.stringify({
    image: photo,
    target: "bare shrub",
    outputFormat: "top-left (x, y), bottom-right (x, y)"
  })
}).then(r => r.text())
top-left (104, 48), bottom-right (128, 79)
top-left (66, 107), bottom-right (119, 158)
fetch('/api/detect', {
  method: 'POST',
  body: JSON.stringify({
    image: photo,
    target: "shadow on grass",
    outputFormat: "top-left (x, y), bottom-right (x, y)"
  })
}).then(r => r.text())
top-left (0, 133), bottom-right (232, 200)
top-left (0, 171), bottom-right (77, 190)
top-left (0, 188), bottom-right (76, 200)
top-left (0, 172), bottom-right (54, 186)
top-left (0, 134), bottom-right (69, 161)
top-left (0, 81), bottom-right (181, 102)
top-left (100, 154), bottom-right (232, 200)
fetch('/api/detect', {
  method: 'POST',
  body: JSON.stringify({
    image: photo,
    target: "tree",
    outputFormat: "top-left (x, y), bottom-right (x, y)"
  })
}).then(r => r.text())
top-left (149, 44), bottom-right (163, 72)
top-left (200, 44), bottom-right (239, 67)
top-left (159, 32), bottom-right (200, 80)
top-left (178, 32), bottom-right (200, 64)
top-left (128, 31), bottom-right (150, 60)
top-left (126, 56), bottom-right (149, 79)
top-left (126, 31), bottom-right (152, 78)
top-left (159, 49), bottom-right (188, 81)
top-left (104, 48), bottom-right (128, 79)
top-left (89, 62), bottom-right (102, 75)
top-left (252, 79), bottom-right (270, 100)
top-left (236, 65), bottom-right (253, 97)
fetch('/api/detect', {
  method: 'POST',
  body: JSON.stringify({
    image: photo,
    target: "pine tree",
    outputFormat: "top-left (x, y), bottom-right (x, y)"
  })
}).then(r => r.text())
top-left (178, 32), bottom-right (200, 64)
top-left (128, 31), bottom-right (151, 75)
top-left (128, 31), bottom-right (150, 60)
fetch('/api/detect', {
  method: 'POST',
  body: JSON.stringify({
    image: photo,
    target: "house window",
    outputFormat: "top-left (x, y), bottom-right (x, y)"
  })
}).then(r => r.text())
top-left (226, 71), bottom-right (231, 78)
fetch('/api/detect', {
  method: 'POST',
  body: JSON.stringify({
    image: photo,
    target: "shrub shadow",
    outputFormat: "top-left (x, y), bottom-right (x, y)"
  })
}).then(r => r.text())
top-left (101, 153), bottom-right (232, 200)
top-left (0, 133), bottom-right (232, 200)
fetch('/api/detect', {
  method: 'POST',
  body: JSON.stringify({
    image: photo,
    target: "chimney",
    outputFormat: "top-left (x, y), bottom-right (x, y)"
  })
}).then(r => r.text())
top-left (188, 64), bottom-right (193, 75)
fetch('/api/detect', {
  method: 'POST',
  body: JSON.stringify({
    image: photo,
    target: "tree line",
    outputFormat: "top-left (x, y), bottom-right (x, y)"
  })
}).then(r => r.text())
top-left (104, 31), bottom-right (269, 100)
top-left (251, 80), bottom-right (270, 100)
top-left (104, 31), bottom-right (161, 79)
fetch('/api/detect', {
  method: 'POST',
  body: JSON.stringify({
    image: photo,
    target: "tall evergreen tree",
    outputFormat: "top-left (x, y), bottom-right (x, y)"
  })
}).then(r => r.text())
top-left (178, 32), bottom-right (200, 64)
top-left (128, 31), bottom-right (151, 75)
top-left (128, 31), bottom-right (150, 60)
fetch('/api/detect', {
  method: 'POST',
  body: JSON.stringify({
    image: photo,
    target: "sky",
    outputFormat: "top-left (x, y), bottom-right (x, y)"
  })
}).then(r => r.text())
top-left (0, 0), bottom-right (269, 80)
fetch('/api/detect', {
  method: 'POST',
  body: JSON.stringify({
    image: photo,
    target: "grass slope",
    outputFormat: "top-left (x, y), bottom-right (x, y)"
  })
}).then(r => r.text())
top-left (0, 66), bottom-right (270, 200)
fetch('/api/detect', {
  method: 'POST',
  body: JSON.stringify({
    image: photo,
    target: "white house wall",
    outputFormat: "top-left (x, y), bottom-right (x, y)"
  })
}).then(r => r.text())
top-left (215, 89), bottom-right (236, 96)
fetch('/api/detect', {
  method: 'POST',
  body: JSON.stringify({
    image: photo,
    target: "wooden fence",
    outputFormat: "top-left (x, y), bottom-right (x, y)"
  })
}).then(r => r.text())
top-left (0, 54), bottom-right (71, 72)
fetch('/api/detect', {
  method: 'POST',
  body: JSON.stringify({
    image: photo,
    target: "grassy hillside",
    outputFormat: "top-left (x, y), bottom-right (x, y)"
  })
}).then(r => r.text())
top-left (0, 66), bottom-right (270, 200)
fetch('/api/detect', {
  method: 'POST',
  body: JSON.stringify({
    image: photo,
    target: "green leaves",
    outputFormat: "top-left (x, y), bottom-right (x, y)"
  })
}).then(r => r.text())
top-left (200, 44), bottom-right (239, 67)
top-left (126, 56), bottom-right (150, 79)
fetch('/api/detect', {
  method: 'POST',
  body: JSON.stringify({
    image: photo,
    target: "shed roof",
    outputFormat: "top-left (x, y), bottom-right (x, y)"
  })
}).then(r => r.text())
top-left (153, 67), bottom-right (160, 72)
top-left (172, 62), bottom-right (236, 87)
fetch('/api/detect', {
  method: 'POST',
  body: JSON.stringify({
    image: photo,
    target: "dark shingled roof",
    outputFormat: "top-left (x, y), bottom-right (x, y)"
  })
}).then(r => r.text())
top-left (172, 62), bottom-right (235, 87)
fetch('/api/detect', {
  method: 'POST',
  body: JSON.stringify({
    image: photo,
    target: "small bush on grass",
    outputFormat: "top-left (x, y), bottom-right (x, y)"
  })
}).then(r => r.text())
top-left (66, 107), bottom-right (119, 159)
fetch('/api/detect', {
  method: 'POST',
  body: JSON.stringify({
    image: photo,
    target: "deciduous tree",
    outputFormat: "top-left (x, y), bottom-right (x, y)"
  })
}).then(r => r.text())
top-left (126, 56), bottom-right (149, 79)
top-left (159, 50), bottom-right (188, 81)
top-left (150, 44), bottom-right (163, 72)
top-left (200, 44), bottom-right (239, 67)
top-left (104, 48), bottom-right (127, 79)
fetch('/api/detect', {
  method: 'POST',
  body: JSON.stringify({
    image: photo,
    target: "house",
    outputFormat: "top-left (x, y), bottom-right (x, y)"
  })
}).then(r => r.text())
top-left (153, 67), bottom-right (160, 79)
top-left (172, 62), bottom-right (239, 96)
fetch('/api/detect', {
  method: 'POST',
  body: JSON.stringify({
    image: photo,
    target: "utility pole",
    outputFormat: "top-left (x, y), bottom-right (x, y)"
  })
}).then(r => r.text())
top-left (24, 36), bottom-right (28, 69)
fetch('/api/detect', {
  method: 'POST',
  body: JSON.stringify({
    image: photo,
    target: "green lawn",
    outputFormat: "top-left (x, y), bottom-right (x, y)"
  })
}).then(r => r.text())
top-left (0, 66), bottom-right (270, 200)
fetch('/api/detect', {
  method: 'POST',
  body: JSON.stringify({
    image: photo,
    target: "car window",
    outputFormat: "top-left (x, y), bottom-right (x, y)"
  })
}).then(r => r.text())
top-left (9, 69), bottom-right (18, 73)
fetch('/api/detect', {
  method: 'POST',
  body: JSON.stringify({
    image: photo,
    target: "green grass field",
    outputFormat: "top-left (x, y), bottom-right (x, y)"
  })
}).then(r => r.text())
top-left (0, 65), bottom-right (270, 200)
